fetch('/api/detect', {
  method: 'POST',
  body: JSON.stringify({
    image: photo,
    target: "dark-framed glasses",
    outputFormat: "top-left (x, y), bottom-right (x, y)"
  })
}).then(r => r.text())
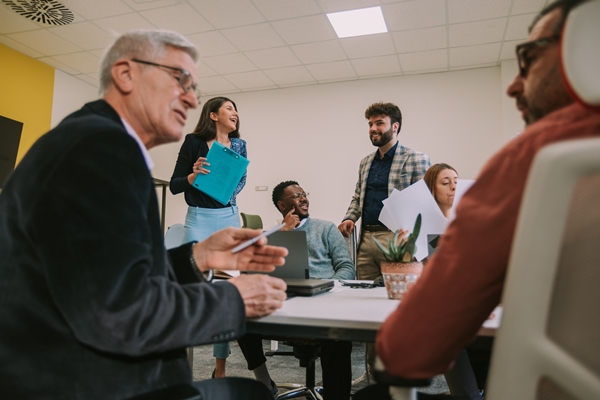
top-left (281, 192), bottom-right (309, 201)
top-left (131, 59), bottom-right (201, 101)
top-left (515, 34), bottom-right (560, 78)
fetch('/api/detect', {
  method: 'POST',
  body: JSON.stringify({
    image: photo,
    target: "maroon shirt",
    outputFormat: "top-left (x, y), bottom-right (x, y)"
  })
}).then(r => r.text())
top-left (377, 103), bottom-right (600, 378)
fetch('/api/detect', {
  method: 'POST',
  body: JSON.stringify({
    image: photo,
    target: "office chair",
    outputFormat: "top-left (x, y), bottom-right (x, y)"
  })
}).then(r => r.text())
top-left (355, 2), bottom-right (600, 399)
top-left (241, 212), bottom-right (264, 230)
top-left (164, 223), bottom-right (194, 368)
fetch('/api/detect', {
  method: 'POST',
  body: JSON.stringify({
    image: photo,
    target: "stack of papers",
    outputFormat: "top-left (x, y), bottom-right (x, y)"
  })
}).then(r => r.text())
top-left (378, 179), bottom-right (475, 261)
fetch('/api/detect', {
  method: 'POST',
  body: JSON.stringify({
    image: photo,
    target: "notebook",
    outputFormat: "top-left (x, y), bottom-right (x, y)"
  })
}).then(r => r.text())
top-left (192, 141), bottom-right (249, 205)
top-left (264, 231), bottom-right (310, 279)
top-left (283, 278), bottom-right (334, 297)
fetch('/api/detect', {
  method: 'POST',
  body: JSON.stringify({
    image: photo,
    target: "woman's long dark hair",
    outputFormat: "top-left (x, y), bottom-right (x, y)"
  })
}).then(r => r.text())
top-left (192, 97), bottom-right (240, 141)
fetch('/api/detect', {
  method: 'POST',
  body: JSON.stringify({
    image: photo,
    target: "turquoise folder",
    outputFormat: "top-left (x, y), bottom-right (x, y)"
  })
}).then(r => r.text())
top-left (192, 141), bottom-right (249, 205)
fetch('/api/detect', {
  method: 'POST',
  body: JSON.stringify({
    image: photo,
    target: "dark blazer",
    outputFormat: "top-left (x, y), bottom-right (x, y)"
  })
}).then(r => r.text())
top-left (0, 100), bottom-right (246, 399)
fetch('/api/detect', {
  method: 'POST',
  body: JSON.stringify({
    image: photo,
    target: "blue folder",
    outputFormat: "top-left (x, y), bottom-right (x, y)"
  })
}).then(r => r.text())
top-left (192, 141), bottom-right (249, 205)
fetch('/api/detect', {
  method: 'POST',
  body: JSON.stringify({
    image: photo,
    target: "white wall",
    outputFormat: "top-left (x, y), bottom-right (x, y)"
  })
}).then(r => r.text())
top-left (51, 70), bottom-right (98, 127)
top-left (151, 64), bottom-right (524, 230)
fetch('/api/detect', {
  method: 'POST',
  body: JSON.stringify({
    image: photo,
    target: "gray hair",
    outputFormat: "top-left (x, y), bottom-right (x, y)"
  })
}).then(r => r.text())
top-left (99, 30), bottom-right (198, 95)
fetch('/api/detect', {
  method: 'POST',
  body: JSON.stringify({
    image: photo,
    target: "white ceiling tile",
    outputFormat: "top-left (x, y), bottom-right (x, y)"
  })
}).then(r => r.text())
top-left (399, 49), bottom-right (447, 72)
top-left (384, 0), bottom-right (446, 31)
top-left (340, 33), bottom-right (395, 59)
top-left (245, 47), bottom-right (301, 69)
top-left (89, 48), bottom-right (106, 58)
top-left (505, 13), bottom-right (537, 41)
top-left (60, 0), bottom-right (133, 20)
top-left (49, 22), bottom-right (115, 51)
top-left (197, 75), bottom-right (239, 93)
top-left (263, 65), bottom-right (316, 85)
top-left (122, 0), bottom-right (183, 11)
top-left (449, 63), bottom-right (496, 71)
top-left (449, 42), bottom-right (501, 67)
top-left (186, 31), bottom-right (238, 58)
top-left (37, 56), bottom-right (80, 74)
top-left (499, 40), bottom-right (521, 60)
top-left (271, 14), bottom-right (337, 45)
top-left (8, 30), bottom-right (82, 55)
top-left (316, 0), bottom-right (381, 13)
top-left (188, 0), bottom-right (264, 29)
top-left (73, 74), bottom-right (100, 87)
top-left (0, 35), bottom-right (44, 58)
top-left (449, 18), bottom-right (506, 47)
top-left (291, 40), bottom-right (347, 64)
top-left (392, 26), bottom-right (447, 53)
top-left (306, 60), bottom-right (356, 81)
top-left (221, 23), bottom-right (285, 51)
top-left (140, 4), bottom-right (213, 35)
top-left (448, 0), bottom-right (511, 23)
top-left (51, 52), bottom-right (101, 73)
top-left (0, 5), bottom-right (44, 33)
top-left (252, 0), bottom-right (321, 20)
top-left (93, 13), bottom-right (157, 36)
top-left (223, 71), bottom-right (277, 90)
top-left (87, 72), bottom-right (100, 80)
top-left (351, 54), bottom-right (401, 76)
top-left (202, 53), bottom-right (258, 74)
top-left (194, 60), bottom-right (218, 78)
top-left (511, 0), bottom-right (547, 15)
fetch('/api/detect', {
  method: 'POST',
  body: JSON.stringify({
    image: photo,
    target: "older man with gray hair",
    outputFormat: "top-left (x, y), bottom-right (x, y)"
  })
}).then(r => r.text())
top-left (0, 30), bottom-right (288, 399)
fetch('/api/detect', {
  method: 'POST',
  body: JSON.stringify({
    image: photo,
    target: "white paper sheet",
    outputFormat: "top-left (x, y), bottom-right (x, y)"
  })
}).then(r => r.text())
top-left (449, 179), bottom-right (476, 222)
top-left (378, 179), bottom-right (448, 261)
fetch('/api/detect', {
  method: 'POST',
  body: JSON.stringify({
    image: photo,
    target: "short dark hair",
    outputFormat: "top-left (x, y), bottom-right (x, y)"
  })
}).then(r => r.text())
top-left (423, 163), bottom-right (458, 199)
top-left (191, 96), bottom-right (240, 141)
top-left (365, 102), bottom-right (402, 134)
top-left (272, 180), bottom-right (299, 208)
top-left (530, 0), bottom-right (590, 35)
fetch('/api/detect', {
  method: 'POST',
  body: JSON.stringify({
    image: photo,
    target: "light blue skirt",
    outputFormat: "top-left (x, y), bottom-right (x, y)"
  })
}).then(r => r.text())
top-left (183, 205), bottom-right (240, 359)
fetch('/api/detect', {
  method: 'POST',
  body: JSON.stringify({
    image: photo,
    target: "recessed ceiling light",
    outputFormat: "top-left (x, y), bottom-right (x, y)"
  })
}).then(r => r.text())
top-left (327, 6), bottom-right (388, 39)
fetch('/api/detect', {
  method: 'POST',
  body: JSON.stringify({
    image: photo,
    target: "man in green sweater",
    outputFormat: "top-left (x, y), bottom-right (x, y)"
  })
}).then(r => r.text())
top-left (237, 181), bottom-right (355, 399)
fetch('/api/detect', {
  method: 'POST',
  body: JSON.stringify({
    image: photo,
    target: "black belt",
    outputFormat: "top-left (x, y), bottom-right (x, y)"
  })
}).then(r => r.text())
top-left (363, 225), bottom-right (391, 232)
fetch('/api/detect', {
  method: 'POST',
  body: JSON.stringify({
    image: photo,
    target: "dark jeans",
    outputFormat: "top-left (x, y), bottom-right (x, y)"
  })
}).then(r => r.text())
top-left (237, 334), bottom-right (352, 400)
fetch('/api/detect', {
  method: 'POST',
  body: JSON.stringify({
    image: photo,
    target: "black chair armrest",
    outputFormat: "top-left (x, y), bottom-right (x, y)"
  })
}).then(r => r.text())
top-left (372, 369), bottom-right (431, 388)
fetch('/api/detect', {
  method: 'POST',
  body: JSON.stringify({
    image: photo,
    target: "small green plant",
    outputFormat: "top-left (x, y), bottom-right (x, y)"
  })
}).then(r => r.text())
top-left (373, 214), bottom-right (421, 263)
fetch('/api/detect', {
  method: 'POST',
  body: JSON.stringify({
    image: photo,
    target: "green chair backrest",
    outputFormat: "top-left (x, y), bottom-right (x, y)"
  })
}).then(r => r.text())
top-left (241, 213), bottom-right (263, 230)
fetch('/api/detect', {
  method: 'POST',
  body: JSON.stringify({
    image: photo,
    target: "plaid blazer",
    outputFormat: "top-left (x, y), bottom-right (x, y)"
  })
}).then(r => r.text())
top-left (343, 144), bottom-right (431, 222)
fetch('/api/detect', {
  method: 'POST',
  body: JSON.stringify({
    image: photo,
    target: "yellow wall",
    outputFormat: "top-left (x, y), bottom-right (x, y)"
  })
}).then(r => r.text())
top-left (0, 44), bottom-right (54, 164)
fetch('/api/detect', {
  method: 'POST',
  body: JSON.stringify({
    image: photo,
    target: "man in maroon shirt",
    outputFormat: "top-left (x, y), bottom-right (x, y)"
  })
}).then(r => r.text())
top-left (374, 0), bottom-right (600, 390)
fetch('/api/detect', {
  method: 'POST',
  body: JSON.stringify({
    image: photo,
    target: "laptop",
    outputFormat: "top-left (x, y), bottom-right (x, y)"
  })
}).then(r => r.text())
top-left (260, 231), bottom-right (334, 296)
top-left (283, 278), bottom-right (334, 297)
top-left (264, 231), bottom-right (310, 279)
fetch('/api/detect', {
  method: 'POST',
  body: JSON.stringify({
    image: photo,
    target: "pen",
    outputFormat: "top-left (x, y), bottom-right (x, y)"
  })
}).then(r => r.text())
top-left (231, 223), bottom-right (285, 253)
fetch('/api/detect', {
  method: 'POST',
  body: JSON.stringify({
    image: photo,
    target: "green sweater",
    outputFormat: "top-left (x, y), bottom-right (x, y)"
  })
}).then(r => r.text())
top-left (293, 217), bottom-right (355, 280)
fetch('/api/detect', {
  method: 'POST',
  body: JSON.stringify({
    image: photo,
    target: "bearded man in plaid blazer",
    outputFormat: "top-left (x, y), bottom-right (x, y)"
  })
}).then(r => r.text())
top-left (338, 102), bottom-right (431, 280)
top-left (338, 101), bottom-right (430, 383)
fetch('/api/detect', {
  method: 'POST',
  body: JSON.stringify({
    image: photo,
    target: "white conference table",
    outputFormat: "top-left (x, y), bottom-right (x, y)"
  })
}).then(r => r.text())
top-left (246, 281), bottom-right (501, 343)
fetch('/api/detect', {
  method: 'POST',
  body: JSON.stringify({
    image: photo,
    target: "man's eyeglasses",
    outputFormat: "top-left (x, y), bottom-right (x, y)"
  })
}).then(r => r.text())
top-left (515, 34), bottom-right (560, 78)
top-left (281, 192), bottom-right (309, 201)
top-left (131, 59), bottom-right (201, 101)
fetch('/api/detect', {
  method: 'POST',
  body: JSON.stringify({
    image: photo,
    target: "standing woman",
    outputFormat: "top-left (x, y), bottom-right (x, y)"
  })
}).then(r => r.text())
top-left (170, 97), bottom-right (246, 379)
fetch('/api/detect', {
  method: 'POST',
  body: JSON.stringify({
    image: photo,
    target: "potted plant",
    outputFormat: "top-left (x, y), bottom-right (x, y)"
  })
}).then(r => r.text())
top-left (373, 214), bottom-right (424, 300)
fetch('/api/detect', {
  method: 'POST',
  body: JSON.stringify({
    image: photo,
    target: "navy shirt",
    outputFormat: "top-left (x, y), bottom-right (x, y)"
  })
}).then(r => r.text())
top-left (363, 143), bottom-right (398, 225)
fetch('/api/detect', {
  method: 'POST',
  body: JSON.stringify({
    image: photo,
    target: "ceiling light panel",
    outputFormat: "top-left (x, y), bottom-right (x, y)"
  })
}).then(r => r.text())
top-left (327, 6), bottom-right (387, 38)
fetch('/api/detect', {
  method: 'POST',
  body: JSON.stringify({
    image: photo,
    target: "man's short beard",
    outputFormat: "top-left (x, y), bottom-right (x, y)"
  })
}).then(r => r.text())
top-left (371, 126), bottom-right (395, 147)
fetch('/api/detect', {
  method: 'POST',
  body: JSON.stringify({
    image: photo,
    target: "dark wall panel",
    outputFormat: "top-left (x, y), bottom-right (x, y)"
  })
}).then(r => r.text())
top-left (0, 115), bottom-right (23, 188)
